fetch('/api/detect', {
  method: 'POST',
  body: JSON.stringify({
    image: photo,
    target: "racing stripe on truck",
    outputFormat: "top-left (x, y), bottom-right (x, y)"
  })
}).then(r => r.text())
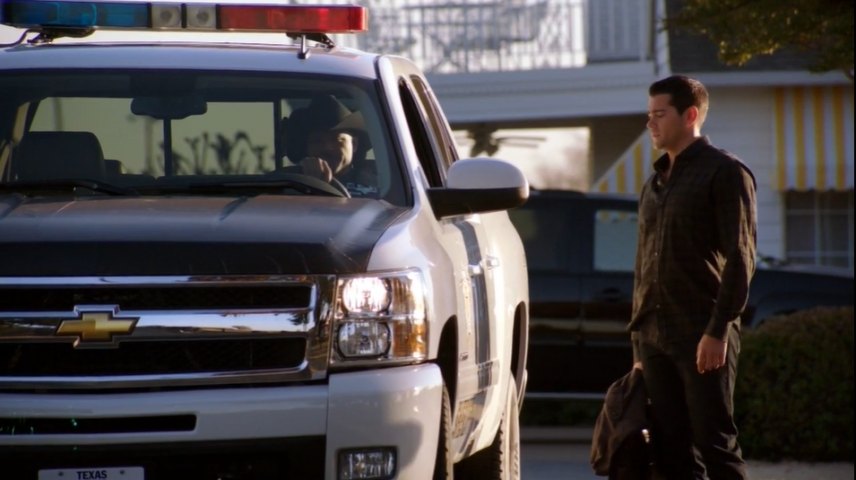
top-left (453, 219), bottom-right (491, 367)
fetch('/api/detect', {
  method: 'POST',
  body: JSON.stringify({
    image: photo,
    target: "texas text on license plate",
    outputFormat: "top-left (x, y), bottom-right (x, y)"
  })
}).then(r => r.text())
top-left (38, 467), bottom-right (144, 480)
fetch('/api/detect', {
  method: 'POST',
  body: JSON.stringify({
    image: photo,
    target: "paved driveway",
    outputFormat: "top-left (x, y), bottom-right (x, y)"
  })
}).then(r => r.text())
top-left (520, 427), bottom-right (855, 480)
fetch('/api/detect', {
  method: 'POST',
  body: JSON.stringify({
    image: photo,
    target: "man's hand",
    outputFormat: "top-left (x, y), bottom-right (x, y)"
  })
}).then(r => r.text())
top-left (300, 157), bottom-right (333, 182)
top-left (696, 334), bottom-right (727, 374)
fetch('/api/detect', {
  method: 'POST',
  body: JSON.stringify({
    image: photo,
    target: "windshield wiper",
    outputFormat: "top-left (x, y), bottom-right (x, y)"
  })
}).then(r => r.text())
top-left (0, 179), bottom-right (136, 196)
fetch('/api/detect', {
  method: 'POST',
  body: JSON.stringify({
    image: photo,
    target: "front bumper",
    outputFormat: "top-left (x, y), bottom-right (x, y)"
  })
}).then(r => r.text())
top-left (0, 363), bottom-right (443, 479)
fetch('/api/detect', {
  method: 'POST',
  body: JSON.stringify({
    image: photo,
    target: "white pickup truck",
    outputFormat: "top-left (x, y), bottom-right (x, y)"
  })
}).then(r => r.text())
top-left (0, 3), bottom-right (530, 479)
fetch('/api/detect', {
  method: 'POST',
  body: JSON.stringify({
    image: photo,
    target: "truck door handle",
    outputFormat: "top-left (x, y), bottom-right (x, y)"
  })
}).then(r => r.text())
top-left (469, 256), bottom-right (499, 275)
top-left (484, 256), bottom-right (500, 269)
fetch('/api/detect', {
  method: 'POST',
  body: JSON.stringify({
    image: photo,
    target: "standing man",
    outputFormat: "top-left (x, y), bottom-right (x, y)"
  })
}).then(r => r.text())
top-left (629, 75), bottom-right (756, 479)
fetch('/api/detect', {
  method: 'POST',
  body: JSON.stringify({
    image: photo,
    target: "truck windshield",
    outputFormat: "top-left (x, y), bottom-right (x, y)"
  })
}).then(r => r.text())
top-left (0, 71), bottom-right (407, 205)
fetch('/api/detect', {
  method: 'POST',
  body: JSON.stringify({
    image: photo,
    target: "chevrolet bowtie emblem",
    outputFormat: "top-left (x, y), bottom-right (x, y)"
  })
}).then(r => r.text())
top-left (57, 309), bottom-right (139, 348)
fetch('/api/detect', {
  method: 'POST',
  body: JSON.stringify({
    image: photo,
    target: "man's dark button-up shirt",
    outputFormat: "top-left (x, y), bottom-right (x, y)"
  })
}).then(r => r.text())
top-left (629, 137), bottom-right (757, 346)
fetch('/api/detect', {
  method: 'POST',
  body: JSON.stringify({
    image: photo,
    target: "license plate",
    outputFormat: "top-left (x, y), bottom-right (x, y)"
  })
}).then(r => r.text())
top-left (38, 467), bottom-right (144, 480)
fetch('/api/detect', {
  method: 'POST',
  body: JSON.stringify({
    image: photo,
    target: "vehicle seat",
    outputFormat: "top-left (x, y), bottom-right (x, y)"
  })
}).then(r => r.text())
top-left (13, 131), bottom-right (106, 181)
top-left (104, 159), bottom-right (124, 175)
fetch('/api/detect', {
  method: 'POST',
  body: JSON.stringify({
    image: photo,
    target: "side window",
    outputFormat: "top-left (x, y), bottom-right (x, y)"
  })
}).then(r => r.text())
top-left (785, 191), bottom-right (854, 270)
top-left (398, 79), bottom-right (444, 187)
top-left (594, 209), bottom-right (638, 272)
top-left (410, 76), bottom-right (457, 172)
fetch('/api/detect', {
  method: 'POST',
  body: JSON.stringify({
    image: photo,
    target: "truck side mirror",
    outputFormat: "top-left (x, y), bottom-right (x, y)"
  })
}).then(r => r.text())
top-left (427, 157), bottom-right (529, 218)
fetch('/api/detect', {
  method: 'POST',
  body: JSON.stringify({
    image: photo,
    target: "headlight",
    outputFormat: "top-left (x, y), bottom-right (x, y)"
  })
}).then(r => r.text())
top-left (341, 277), bottom-right (390, 315)
top-left (337, 321), bottom-right (390, 357)
top-left (332, 270), bottom-right (426, 366)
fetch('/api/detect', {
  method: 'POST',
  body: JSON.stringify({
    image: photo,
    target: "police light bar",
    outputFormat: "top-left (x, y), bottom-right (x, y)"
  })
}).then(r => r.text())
top-left (0, 0), bottom-right (368, 33)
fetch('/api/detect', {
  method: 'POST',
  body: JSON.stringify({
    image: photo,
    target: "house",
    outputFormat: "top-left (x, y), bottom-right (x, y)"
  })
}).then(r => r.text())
top-left (363, 0), bottom-right (853, 273)
top-left (594, 0), bottom-right (854, 271)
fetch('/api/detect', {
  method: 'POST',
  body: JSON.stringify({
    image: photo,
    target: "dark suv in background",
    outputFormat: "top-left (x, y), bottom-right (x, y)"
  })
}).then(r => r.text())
top-left (509, 189), bottom-right (854, 398)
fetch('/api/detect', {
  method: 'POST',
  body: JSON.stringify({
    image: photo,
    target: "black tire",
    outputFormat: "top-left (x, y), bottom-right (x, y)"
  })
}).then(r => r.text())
top-left (434, 383), bottom-right (454, 480)
top-left (455, 378), bottom-right (521, 480)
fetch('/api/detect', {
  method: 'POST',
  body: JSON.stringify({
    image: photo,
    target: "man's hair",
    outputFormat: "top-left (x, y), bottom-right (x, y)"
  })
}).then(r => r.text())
top-left (649, 75), bottom-right (709, 126)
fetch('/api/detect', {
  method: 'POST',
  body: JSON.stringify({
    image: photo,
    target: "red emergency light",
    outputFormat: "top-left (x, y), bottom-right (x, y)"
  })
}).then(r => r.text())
top-left (219, 5), bottom-right (367, 33)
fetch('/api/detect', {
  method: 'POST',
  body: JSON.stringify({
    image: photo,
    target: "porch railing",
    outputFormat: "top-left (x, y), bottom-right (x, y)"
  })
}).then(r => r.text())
top-left (326, 0), bottom-right (653, 74)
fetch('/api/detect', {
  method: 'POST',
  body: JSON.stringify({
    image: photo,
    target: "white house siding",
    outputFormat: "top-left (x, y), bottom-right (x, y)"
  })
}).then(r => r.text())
top-left (593, 86), bottom-right (785, 260)
top-left (703, 86), bottom-right (782, 261)
top-left (652, 0), bottom-right (670, 77)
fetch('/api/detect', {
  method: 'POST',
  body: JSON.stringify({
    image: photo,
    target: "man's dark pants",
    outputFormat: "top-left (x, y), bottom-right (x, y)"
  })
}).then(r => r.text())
top-left (639, 324), bottom-right (747, 480)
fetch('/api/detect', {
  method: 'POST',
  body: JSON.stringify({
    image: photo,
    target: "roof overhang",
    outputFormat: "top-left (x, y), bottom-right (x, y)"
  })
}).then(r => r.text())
top-left (427, 61), bottom-right (661, 128)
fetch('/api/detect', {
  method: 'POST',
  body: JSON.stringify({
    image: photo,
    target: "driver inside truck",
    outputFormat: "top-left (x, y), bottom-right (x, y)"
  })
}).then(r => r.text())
top-left (281, 94), bottom-right (377, 197)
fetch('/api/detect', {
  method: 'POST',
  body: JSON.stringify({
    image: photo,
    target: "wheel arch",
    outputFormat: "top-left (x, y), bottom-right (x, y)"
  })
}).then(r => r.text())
top-left (436, 315), bottom-right (459, 409)
top-left (511, 301), bottom-right (528, 405)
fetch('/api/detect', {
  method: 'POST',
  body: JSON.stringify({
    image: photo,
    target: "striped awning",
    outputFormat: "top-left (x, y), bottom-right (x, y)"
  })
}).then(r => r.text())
top-left (775, 86), bottom-right (854, 191)
top-left (593, 131), bottom-right (657, 194)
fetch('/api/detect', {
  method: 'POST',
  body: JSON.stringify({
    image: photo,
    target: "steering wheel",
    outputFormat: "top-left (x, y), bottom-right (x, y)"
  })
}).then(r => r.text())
top-left (264, 169), bottom-right (351, 198)
top-left (330, 177), bottom-right (351, 198)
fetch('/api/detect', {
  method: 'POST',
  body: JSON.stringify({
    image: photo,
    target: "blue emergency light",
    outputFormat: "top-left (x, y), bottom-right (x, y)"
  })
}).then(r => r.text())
top-left (2, 0), bottom-right (147, 28)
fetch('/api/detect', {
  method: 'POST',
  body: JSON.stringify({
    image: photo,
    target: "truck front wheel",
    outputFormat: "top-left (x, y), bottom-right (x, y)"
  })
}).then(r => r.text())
top-left (433, 383), bottom-right (453, 480)
top-left (455, 378), bottom-right (521, 479)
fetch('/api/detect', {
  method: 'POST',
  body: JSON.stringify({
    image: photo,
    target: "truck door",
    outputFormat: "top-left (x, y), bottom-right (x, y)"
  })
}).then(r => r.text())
top-left (390, 61), bottom-right (498, 446)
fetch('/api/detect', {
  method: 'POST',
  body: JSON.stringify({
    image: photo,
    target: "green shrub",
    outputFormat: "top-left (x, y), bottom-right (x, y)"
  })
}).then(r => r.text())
top-left (735, 306), bottom-right (854, 461)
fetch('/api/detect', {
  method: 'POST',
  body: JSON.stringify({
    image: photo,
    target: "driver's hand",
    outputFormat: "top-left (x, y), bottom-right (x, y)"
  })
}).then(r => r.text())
top-left (300, 157), bottom-right (333, 183)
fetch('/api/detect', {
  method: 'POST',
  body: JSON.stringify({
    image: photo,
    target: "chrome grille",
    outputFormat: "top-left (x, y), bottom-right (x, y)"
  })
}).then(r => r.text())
top-left (0, 285), bottom-right (312, 311)
top-left (0, 338), bottom-right (306, 376)
top-left (0, 275), bottom-right (336, 391)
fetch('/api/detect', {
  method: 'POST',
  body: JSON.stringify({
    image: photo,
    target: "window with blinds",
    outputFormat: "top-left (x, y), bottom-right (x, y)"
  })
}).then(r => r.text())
top-left (785, 190), bottom-right (854, 271)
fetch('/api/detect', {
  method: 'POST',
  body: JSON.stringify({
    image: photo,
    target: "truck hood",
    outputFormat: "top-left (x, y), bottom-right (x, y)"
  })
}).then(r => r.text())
top-left (0, 194), bottom-right (408, 276)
